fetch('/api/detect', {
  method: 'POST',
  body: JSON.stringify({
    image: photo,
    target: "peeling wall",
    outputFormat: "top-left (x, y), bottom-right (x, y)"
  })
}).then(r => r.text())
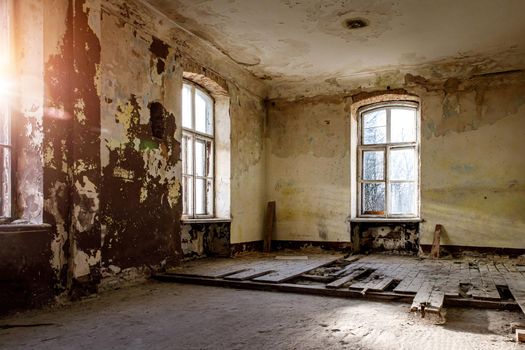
top-left (181, 222), bottom-right (230, 259)
top-left (99, 6), bottom-right (182, 271)
top-left (3, 0), bottom-right (268, 307)
top-left (266, 71), bottom-right (525, 249)
top-left (352, 222), bottom-right (419, 254)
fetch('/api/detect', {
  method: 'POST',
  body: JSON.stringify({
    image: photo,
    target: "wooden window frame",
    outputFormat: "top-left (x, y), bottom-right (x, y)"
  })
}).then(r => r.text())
top-left (357, 101), bottom-right (420, 219)
top-left (182, 80), bottom-right (215, 219)
top-left (0, 0), bottom-right (12, 219)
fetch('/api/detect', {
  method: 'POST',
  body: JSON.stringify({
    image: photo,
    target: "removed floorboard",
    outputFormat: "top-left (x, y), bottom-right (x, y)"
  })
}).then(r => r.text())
top-left (157, 253), bottom-right (525, 317)
top-left (410, 282), bottom-right (445, 317)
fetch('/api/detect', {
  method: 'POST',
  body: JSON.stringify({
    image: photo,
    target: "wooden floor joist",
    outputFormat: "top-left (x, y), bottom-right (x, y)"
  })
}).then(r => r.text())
top-left (159, 253), bottom-right (525, 317)
top-left (154, 273), bottom-right (519, 311)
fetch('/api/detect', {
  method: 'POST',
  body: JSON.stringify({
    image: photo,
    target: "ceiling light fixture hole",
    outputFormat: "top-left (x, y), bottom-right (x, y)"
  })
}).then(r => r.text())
top-left (344, 18), bottom-right (369, 30)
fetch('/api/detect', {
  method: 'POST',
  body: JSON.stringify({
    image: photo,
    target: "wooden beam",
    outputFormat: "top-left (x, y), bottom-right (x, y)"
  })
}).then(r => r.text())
top-left (263, 201), bottom-right (276, 253)
top-left (153, 273), bottom-right (520, 311)
top-left (430, 224), bottom-right (442, 259)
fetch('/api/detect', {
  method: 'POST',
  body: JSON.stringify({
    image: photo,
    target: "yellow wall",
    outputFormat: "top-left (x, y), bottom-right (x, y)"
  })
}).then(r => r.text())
top-left (266, 73), bottom-right (525, 248)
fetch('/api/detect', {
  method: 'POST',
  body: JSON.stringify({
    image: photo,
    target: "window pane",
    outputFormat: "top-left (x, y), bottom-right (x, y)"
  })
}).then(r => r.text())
top-left (206, 179), bottom-right (214, 216)
top-left (195, 178), bottom-right (205, 215)
top-left (389, 148), bottom-right (416, 181)
top-left (184, 176), bottom-right (193, 216)
top-left (391, 108), bottom-right (416, 143)
top-left (362, 150), bottom-right (384, 180)
top-left (0, 99), bottom-right (9, 145)
top-left (362, 183), bottom-right (385, 215)
top-left (182, 84), bottom-right (192, 129)
top-left (205, 139), bottom-right (213, 178)
top-left (182, 176), bottom-right (188, 215)
top-left (362, 109), bottom-right (386, 144)
top-left (182, 133), bottom-right (193, 175)
top-left (1, 146), bottom-right (10, 217)
top-left (195, 139), bottom-right (205, 176)
top-left (195, 89), bottom-right (213, 135)
top-left (390, 182), bottom-right (416, 215)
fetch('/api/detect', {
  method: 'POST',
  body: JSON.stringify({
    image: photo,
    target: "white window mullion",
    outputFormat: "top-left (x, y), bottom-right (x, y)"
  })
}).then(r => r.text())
top-left (191, 85), bottom-right (197, 217)
top-left (182, 80), bottom-right (215, 218)
top-left (358, 103), bottom-right (419, 219)
top-left (385, 145), bottom-right (390, 218)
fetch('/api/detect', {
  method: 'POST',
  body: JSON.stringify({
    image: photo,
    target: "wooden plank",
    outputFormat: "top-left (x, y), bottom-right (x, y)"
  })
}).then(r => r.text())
top-left (167, 259), bottom-right (251, 278)
top-left (426, 287), bottom-right (445, 313)
top-left (369, 277), bottom-right (395, 292)
top-left (442, 262), bottom-right (460, 297)
top-left (468, 264), bottom-right (485, 298)
top-left (411, 282), bottom-right (444, 316)
top-left (155, 273), bottom-right (521, 311)
top-left (332, 262), bottom-right (362, 277)
top-left (430, 224), bottom-right (442, 259)
top-left (487, 262), bottom-right (507, 286)
top-left (405, 270), bottom-right (426, 293)
top-left (326, 268), bottom-right (368, 289)
top-left (253, 256), bottom-right (342, 283)
top-left (225, 268), bottom-right (275, 281)
top-left (516, 329), bottom-right (525, 343)
top-left (361, 263), bottom-right (400, 292)
top-left (410, 282), bottom-right (434, 312)
top-left (263, 201), bottom-right (276, 253)
top-left (393, 264), bottom-right (420, 293)
top-left (505, 273), bottom-right (525, 315)
top-left (476, 263), bottom-right (501, 301)
top-left (343, 255), bottom-right (362, 263)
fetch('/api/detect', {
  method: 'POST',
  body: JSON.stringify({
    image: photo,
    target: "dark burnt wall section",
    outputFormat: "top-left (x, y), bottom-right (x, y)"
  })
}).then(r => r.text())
top-left (352, 222), bottom-right (419, 255)
top-left (43, 0), bottom-right (75, 295)
top-left (69, 0), bottom-right (102, 298)
top-left (181, 222), bottom-right (231, 259)
top-left (0, 225), bottom-right (53, 315)
top-left (99, 8), bottom-right (182, 271)
top-left (42, 0), bottom-right (103, 299)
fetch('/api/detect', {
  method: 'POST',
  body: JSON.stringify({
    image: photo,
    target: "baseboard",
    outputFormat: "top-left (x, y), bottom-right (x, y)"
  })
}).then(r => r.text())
top-left (230, 240), bottom-right (264, 255)
top-left (230, 240), bottom-right (353, 255)
top-left (271, 240), bottom-right (352, 252)
top-left (420, 244), bottom-right (525, 258)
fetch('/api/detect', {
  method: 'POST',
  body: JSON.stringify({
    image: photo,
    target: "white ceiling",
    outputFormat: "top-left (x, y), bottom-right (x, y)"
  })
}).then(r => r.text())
top-left (145, 0), bottom-right (525, 86)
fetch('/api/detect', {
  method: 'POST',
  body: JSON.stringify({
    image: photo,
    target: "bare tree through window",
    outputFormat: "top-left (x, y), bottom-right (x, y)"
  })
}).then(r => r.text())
top-left (358, 104), bottom-right (419, 217)
top-left (182, 81), bottom-right (215, 218)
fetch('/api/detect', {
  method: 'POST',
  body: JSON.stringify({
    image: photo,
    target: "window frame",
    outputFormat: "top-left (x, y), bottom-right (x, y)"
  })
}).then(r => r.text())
top-left (357, 101), bottom-right (420, 219)
top-left (0, 0), bottom-right (12, 219)
top-left (181, 79), bottom-right (216, 219)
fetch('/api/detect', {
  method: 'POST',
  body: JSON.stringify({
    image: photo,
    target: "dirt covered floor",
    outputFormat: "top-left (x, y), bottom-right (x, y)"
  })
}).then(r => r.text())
top-left (0, 281), bottom-right (524, 349)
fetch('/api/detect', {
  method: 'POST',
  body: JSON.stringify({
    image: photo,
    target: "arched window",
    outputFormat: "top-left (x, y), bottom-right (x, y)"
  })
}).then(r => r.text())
top-left (0, 0), bottom-right (12, 218)
top-left (357, 102), bottom-right (420, 218)
top-left (182, 80), bottom-right (215, 218)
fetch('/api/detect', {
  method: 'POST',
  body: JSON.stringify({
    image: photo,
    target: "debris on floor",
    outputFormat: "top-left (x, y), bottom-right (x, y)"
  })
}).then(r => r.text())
top-left (156, 252), bottom-right (525, 325)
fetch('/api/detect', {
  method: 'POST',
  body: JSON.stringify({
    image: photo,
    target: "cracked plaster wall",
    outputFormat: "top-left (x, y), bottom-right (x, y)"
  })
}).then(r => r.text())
top-left (5, 0), bottom-right (267, 302)
top-left (266, 71), bottom-right (525, 249)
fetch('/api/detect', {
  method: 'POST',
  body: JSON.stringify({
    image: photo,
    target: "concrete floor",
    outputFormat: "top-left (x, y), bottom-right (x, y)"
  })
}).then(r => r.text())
top-left (0, 281), bottom-right (523, 350)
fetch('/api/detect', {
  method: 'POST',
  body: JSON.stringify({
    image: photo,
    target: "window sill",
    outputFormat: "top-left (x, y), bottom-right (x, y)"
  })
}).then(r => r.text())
top-left (350, 217), bottom-right (422, 223)
top-left (0, 223), bottom-right (52, 233)
top-left (181, 218), bottom-right (231, 224)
